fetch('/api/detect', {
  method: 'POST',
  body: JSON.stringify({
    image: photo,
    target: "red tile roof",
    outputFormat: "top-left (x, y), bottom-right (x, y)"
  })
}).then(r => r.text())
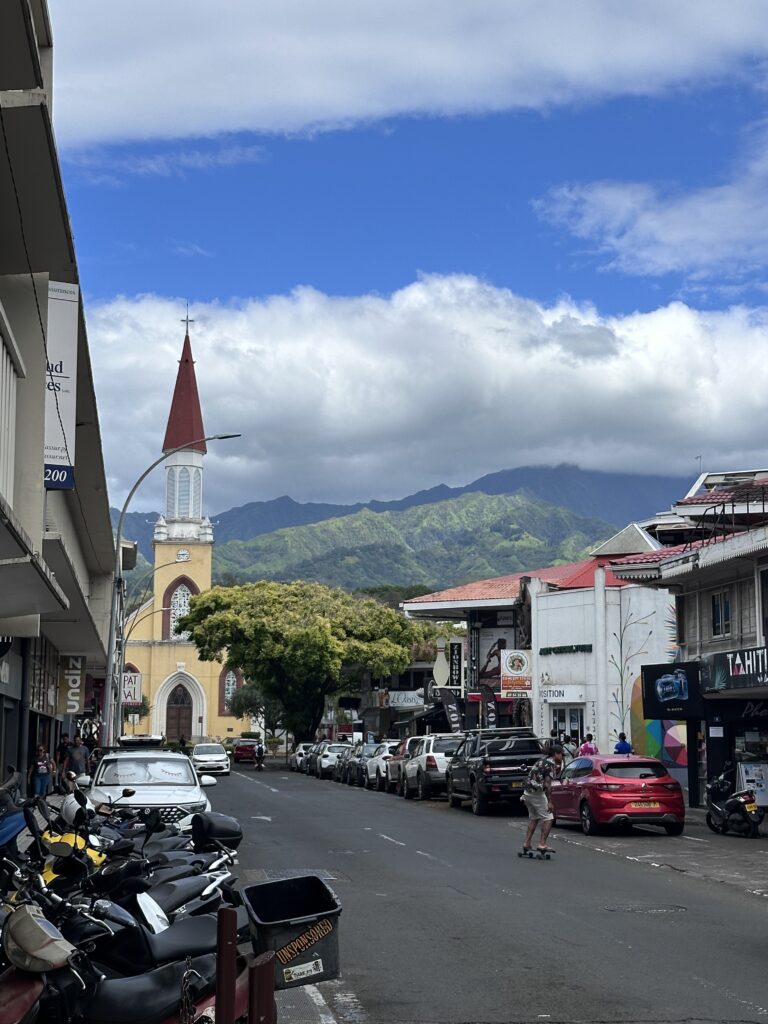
top-left (162, 334), bottom-right (207, 454)
top-left (406, 556), bottom-right (629, 606)
top-left (677, 483), bottom-right (768, 506)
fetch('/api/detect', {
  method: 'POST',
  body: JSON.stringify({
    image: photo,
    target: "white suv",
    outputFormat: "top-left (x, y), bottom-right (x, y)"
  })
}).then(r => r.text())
top-left (403, 733), bottom-right (461, 800)
top-left (82, 749), bottom-right (217, 823)
top-left (364, 741), bottom-right (400, 790)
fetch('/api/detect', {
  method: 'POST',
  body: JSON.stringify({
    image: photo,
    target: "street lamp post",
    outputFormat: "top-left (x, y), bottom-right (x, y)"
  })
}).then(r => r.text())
top-left (104, 433), bottom-right (241, 745)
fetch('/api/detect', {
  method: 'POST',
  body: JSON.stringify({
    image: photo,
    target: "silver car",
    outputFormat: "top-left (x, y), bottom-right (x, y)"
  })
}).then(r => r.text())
top-left (81, 750), bottom-right (217, 823)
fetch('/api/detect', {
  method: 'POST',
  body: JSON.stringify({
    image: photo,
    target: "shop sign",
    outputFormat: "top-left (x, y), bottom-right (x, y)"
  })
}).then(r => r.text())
top-left (540, 685), bottom-right (585, 703)
top-left (44, 282), bottom-right (79, 490)
top-left (500, 649), bottom-right (532, 696)
top-left (57, 655), bottom-right (86, 715)
top-left (642, 662), bottom-right (703, 719)
top-left (449, 639), bottom-right (463, 689)
top-left (388, 690), bottom-right (424, 708)
top-left (703, 646), bottom-right (768, 692)
top-left (121, 671), bottom-right (142, 706)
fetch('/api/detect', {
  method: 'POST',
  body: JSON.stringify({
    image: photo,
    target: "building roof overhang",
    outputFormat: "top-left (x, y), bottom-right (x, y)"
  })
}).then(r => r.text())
top-left (0, 0), bottom-right (43, 90)
top-left (0, 492), bottom-right (67, 616)
top-left (41, 534), bottom-right (107, 668)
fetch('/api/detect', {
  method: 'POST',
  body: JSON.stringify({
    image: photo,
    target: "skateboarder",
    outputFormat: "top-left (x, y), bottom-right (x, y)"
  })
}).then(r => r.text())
top-left (521, 744), bottom-right (564, 857)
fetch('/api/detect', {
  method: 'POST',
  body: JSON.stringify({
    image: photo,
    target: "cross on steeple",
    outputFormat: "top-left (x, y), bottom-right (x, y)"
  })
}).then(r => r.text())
top-left (181, 302), bottom-right (194, 335)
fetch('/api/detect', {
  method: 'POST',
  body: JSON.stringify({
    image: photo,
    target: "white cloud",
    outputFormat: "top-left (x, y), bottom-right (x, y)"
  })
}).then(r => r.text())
top-left (535, 130), bottom-right (768, 283)
top-left (66, 144), bottom-right (265, 182)
top-left (87, 275), bottom-right (768, 512)
top-left (52, 1), bottom-right (768, 147)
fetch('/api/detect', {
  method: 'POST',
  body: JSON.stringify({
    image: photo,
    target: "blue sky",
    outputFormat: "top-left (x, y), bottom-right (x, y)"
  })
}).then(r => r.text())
top-left (50, 2), bottom-right (768, 509)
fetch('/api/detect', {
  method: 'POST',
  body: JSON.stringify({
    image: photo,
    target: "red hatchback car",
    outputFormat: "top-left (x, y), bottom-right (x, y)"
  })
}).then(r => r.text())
top-left (550, 754), bottom-right (685, 836)
top-left (233, 738), bottom-right (257, 763)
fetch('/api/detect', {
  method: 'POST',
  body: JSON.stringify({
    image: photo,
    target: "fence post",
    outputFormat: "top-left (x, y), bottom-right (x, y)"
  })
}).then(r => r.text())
top-left (215, 906), bottom-right (238, 1024)
top-left (247, 951), bottom-right (276, 1024)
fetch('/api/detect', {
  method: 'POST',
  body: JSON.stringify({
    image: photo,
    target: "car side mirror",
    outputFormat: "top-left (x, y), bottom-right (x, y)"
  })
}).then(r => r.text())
top-left (200, 774), bottom-right (217, 787)
top-left (75, 774), bottom-right (91, 789)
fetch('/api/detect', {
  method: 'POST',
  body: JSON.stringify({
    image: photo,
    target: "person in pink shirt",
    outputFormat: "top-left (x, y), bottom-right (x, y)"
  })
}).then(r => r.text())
top-left (578, 733), bottom-right (598, 755)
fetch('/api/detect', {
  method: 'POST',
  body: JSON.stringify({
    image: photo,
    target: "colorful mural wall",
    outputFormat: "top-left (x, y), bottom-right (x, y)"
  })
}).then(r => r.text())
top-left (630, 675), bottom-right (687, 768)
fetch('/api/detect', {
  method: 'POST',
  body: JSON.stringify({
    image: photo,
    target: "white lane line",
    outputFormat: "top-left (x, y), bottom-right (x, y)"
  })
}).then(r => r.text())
top-left (303, 985), bottom-right (338, 1023)
top-left (250, 815), bottom-right (272, 821)
top-left (681, 835), bottom-right (709, 843)
top-left (416, 849), bottom-right (453, 867)
top-left (377, 833), bottom-right (406, 846)
top-left (234, 771), bottom-right (279, 793)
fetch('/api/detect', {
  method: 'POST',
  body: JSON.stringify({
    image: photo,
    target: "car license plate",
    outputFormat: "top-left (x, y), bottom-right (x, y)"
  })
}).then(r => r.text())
top-left (745, 802), bottom-right (757, 812)
top-left (630, 801), bottom-right (660, 809)
top-left (509, 781), bottom-right (523, 789)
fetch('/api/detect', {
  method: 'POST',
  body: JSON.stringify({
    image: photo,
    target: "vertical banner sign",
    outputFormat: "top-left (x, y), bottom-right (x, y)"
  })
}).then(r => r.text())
top-left (478, 683), bottom-right (498, 729)
top-left (57, 655), bottom-right (86, 715)
top-left (121, 671), bottom-right (142, 706)
top-left (468, 627), bottom-right (480, 693)
top-left (44, 282), bottom-right (79, 489)
top-left (449, 639), bottom-right (463, 692)
top-left (437, 688), bottom-right (463, 733)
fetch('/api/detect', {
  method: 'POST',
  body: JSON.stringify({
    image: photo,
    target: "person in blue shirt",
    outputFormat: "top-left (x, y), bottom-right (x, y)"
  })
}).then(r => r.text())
top-left (614, 732), bottom-right (633, 754)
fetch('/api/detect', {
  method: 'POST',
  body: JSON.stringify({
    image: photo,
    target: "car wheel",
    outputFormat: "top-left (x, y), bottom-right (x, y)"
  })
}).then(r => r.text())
top-left (447, 778), bottom-right (462, 808)
top-left (376, 771), bottom-right (385, 792)
top-left (471, 781), bottom-right (488, 816)
top-left (417, 773), bottom-right (430, 801)
top-left (580, 801), bottom-right (599, 836)
top-left (403, 774), bottom-right (414, 799)
top-left (664, 822), bottom-right (684, 836)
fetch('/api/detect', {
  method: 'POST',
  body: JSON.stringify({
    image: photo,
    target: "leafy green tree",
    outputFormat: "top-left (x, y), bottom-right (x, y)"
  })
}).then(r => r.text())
top-left (122, 695), bottom-right (151, 722)
top-left (229, 684), bottom-right (284, 737)
top-left (180, 580), bottom-right (423, 740)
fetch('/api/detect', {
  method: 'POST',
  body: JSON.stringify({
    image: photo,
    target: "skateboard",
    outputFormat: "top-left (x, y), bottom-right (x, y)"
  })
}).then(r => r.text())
top-left (518, 847), bottom-right (555, 860)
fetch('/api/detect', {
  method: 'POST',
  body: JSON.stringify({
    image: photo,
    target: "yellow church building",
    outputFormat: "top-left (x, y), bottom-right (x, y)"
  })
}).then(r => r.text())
top-left (125, 330), bottom-right (248, 741)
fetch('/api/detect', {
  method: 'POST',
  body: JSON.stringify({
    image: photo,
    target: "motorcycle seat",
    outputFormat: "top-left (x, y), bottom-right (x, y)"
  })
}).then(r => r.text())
top-left (84, 953), bottom-right (216, 1024)
top-left (149, 874), bottom-right (221, 913)
top-left (146, 913), bottom-right (219, 962)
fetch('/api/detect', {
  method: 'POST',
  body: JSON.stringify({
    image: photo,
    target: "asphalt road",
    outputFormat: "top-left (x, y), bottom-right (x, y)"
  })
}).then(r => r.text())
top-left (212, 765), bottom-right (768, 1024)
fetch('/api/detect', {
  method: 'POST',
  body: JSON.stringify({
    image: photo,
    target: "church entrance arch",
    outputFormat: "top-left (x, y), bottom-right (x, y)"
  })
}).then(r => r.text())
top-left (166, 683), bottom-right (193, 740)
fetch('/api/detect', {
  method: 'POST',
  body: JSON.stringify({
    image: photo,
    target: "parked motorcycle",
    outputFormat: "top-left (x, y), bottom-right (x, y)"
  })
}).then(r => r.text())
top-left (705, 764), bottom-right (764, 837)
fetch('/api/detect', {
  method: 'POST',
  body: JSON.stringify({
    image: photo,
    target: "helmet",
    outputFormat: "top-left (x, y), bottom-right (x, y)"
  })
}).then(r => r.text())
top-left (60, 792), bottom-right (95, 826)
top-left (3, 904), bottom-right (76, 972)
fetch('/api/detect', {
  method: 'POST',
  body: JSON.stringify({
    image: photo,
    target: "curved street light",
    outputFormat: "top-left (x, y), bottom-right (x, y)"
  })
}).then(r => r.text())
top-left (105, 433), bottom-right (241, 744)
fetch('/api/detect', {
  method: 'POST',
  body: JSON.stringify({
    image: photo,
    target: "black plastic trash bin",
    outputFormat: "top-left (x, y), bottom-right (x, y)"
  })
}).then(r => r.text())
top-left (242, 875), bottom-right (342, 989)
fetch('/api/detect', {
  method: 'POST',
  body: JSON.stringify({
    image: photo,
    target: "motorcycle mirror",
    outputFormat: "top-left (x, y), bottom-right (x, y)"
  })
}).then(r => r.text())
top-left (121, 788), bottom-right (135, 798)
top-left (74, 807), bottom-right (88, 828)
top-left (73, 789), bottom-right (87, 808)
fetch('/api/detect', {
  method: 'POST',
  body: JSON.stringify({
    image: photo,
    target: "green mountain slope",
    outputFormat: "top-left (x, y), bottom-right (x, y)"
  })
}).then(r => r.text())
top-left (212, 492), bottom-right (614, 590)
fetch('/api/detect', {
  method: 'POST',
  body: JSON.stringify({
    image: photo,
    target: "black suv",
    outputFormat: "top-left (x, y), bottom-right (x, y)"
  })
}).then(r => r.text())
top-left (446, 728), bottom-right (545, 815)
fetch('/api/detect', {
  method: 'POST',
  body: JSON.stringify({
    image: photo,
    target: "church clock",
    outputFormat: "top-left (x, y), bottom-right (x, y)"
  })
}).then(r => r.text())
top-left (176, 548), bottom-right (190, 562)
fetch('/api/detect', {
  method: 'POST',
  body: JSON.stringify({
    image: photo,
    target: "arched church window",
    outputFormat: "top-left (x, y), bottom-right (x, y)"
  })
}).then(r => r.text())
top-left (178, 467), bottom-right (190, 517)
top-left (167, 468), bottom-right (177, 519)
top-left (219, 666), bottom-right (242, 716)
top-left (170, 583), bottom-right (192, 640)
top-left (192, 469), bottom-right (202, 519)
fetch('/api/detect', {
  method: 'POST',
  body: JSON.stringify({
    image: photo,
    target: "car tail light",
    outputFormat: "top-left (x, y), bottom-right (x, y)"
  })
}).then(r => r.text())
top-left (663, 782), bottom-right (680, 791)
top-left (426, 755), bottom-right (438, 770)
top-left (596, 783), bottom-right (622, 791)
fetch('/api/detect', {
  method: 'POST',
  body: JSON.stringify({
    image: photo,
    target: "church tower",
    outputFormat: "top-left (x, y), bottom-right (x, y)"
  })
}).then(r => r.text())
top-left (124, 327), bottom-right (244, 742)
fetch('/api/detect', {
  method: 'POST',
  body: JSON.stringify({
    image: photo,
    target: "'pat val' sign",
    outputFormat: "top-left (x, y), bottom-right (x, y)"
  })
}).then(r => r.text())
top-left (44, 282), bottom-right (79, 490)
top-left (121, 672), bottom-right (143, 706)
top-left (57, 656), bottom-right (86, 715)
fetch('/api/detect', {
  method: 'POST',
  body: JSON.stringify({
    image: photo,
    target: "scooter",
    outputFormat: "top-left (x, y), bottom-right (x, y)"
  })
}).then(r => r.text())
top-left (705, 764), bottom-right (764, 837)
top-left (255, 749), bottom-right (265, 772)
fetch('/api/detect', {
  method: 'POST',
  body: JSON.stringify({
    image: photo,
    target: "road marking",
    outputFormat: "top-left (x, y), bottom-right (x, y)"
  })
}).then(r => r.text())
top-left (250, 815), bottom-right (272, 821)
top-left (377, 833), bottom-right (406, 846)
top-left (416, 849), bottom-right (453, 867)
top-left (234, 771), bottom-right (279, 793)
top-left (681, 834), bottom-right (708, 842)
top-left (303, 985), bottom-right (337, 1023)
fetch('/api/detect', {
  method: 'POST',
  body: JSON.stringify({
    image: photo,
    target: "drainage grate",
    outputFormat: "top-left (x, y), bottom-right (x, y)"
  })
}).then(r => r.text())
top-left (605, 903), bottom-right (686, 914)
top-left (244, 868), bottom-right (340, 882)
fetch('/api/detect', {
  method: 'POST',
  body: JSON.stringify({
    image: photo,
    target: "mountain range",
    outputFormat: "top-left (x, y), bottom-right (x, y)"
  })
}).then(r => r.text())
top-left (114, 464), bottom-right (691, 592)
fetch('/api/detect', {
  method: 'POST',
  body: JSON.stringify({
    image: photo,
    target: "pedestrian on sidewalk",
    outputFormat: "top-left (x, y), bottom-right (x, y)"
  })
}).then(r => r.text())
top-left (613, 732), bottom-right (633, 754)
top-left (28, 744), bottom-right (55, 797)
top-left (63, 735), bottom-right (91, 779)
top-left (55, 732), bottom-right (71, 792)
top-left (578, 733), bottom-right (598, 755)
top-left (521, 744), bottom-right (564, 855)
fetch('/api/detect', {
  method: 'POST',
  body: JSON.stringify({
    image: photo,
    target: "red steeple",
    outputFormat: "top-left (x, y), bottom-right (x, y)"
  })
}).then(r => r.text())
top-left (162, 333), bottom-right (207, 454)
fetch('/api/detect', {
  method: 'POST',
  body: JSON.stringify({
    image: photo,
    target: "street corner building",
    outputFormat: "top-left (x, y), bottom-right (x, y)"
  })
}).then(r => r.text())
top-left (0, 1), bottom-right (114, 773)
top-left (123, 331), bottom-right (249, 742)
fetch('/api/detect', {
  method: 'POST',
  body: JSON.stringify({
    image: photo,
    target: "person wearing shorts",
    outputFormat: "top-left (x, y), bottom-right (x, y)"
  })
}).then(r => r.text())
top-left (521, 745), bottom-right (563, 855)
